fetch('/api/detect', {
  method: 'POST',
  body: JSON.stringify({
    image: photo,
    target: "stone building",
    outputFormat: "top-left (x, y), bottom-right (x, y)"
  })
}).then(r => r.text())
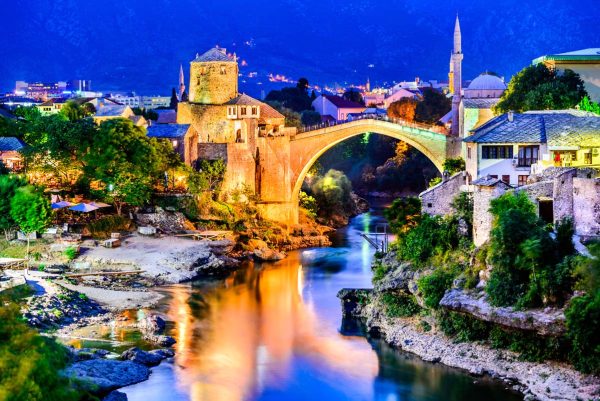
top-left (176, 47), bottom-right (295, 201)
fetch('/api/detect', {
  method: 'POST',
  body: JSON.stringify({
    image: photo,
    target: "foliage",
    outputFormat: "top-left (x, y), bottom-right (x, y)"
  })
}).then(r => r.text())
top-left (428, 177), bottom-right (442, 187)
top-left (380, 292), bottom-right (421, 318)
top-left (298, 190), bottom-right (317, 218)
top-left (387, 98), bottom-right (418, 121)
top-left (565, 292), bottom-right (600, 374)
top-left (265, 78), bottom-right (314, 112)
top-left (494, 64), bottom-right (587, 113)
top-left (196, 159), bottom-right (226, 196)
top-left (443, 157), bottom-right (465, 174)
top-left (372, 259), bottom-right (392, 283)
top-left (84, 118), bottom-right (180, 213)
top-left (309, 169), bottom-right (354, 218)
top-left (0, 301), bottom-right (87, 401)
top-left (486, 192), bottom-right (576, 307)
top-left (383, 197), bottom-right (421, 235)
top-left (394, 214), bottom-right (460, 267)
top-left (60, 101), bottom-right (94, 121)
top-left (131, 107), bottom-right (158, 121)
top-left (169, 88), bottom-right (179, 109)
top-left (451, 191), bottom-right (473, 231)
top-left (578, 96), bottom-right (600, 115)
top-left (267, 101), bottom-right (302, 129)
top-left (85, 215), bottom-right (131, 238)
top-left (300, 110), bottom-right (321, 126)
top-left (63, 246), bottom-right (78, 261)
top-left (414, 88), bottom-right (451, 124)
top-left (418, 268), bottom-right (457, 309)
top-left (439, 311), bottom-right (490, 342)
top-left (10, 185), bottom-right (51, 236)
top-left (342, 88), bottom-right (364, 105)
top-left (0, 175), bottom-right (28, 238)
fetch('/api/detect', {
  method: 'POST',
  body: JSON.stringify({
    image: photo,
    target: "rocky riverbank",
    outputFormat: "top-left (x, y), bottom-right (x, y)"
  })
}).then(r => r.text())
top-left (338, 289), bottom-right (600, 401)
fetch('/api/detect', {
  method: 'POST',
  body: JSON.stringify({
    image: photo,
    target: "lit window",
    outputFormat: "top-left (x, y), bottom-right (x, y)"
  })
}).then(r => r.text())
top-left (220, 65), bottom-right (226, 75)
top-left (200, 66), bottom-right (207, 75)
top-left (172, 140), bottom-right (178, 147)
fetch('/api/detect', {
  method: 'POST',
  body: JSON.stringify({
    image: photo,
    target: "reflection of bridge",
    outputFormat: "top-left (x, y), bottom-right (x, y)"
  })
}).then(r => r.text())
top-left (255, 117), bottom-right (460, 225)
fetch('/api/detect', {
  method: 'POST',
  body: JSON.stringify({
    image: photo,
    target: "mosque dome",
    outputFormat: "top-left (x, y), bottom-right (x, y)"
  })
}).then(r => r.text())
top-left (467, 73), bottom-right (507, 91)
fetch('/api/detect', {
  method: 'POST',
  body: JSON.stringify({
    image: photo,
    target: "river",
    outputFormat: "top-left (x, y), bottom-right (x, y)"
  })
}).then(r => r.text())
top-left (121, 207), bottom-right (522, 401)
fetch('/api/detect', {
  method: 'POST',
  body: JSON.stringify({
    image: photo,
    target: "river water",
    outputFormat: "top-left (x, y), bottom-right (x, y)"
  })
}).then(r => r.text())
top-left (121, 208), bottom-right (522, 401)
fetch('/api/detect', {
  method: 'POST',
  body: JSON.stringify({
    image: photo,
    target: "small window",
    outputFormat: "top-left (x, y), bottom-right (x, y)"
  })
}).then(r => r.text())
top-left (584, 152), bottom-right (592, 165)
top-left (481, 145), bottom-right (513, 159)
top-left (220, 65), bottom-right (226, 75)
top-left (251, 106), bottom-right (257, 115)
top-left (517, 146), bottom-right (539, 167)
top-left (241, 107), bottom-right (247, 116)
top-left (427, 203), bottom-right (433, 208)
top-left (518, 175), bottom-right (529, 187)
top-left (200, 66), bottom-right (207, 75)
top-left (467, 147), bottom-right (471, 159)
top-left (490, 175), bottom-right (498, 179)
top-left (501, 175), bottom-right (510, 185)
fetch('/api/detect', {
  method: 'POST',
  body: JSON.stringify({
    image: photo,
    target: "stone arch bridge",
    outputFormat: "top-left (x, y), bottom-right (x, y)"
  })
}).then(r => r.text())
top-left (254, 117), bottom-right (460, 225)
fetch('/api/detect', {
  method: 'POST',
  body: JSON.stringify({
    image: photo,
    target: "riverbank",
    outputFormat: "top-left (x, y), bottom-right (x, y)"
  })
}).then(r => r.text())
top-left (338, 289), bottom-right (600, 401)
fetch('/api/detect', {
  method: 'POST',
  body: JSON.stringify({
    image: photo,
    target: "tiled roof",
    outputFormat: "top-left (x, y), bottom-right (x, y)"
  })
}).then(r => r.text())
top-left (193, 48), bottom-right (235, 62)
top-left (472, 176), bottom-right (511, 187)
top-left (320, 94), bottom-right (365, 109)
top-left (533, 48), bottom-right (600, 64)
top-left (146, 124), bottom-right (190, 139)
top-left (155, 109), bottom-right (177, 124)
top-left (260, 103), bottom-right (284, 121)
top-left (0, 137), bottom-right (26, 151)
top-left (225, 94), bottom-right (262, 106)
top-left (462, 98), bottom-right (500, 109)
top-left (95, 105), bottom-right (128, 117)
top-left (465, 112), bottom-right (600, 147)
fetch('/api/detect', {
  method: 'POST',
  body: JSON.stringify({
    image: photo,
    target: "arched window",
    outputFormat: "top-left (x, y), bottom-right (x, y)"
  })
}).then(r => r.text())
top-left (235, 129), bottom-right (244, 143)
top-left (220, 65), bottom-right (227, 75)
top-left (200, 66), bottom-right (207, 75)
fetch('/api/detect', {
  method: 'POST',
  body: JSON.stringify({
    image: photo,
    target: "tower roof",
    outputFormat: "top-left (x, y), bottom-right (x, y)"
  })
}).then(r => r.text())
top-left (454, 15), bottom-right (462, 54)
top-left (467, 73), bottom-right (506, 91)
top-left (193, 48), bottom-right (235, 63)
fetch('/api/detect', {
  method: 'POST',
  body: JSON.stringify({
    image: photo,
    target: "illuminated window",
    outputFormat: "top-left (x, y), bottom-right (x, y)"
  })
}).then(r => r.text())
top-left (200, 66), bottom-right (207, 75)
top-left (220, 65), bottom-right (226, 75)
top-left (518, 175), bottom-right (529, 187)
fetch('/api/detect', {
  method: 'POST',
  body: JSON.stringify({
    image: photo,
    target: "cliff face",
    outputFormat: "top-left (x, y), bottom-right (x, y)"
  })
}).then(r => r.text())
top-left (3, 0), bottom-right (598, 94)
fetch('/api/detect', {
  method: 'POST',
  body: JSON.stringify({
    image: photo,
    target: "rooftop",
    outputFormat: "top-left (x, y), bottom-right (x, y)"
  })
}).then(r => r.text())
top-left (462, 98), bottom-right (501, 109)
top-left (0, 137), bottom-right (27, 152)
top-left (155, 109), bottom-right (177, 124)
top-left (465, 111), bottom-right (600, 148)
top-left (193, 48), bottom-right (235, 63)
top-left (94, 105), bottom-right (129, 117)
top-left (318, 94), bottom-right (365, 109)
top-left (533, 48), bottom-right (600, 64)
top-left (146, 124), bottom-right (191, 139)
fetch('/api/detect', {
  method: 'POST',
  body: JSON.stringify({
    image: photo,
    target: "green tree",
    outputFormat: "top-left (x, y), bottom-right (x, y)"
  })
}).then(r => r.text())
top-left (310, 169), bottom-right (354, 218)
top-left (342, 88), bottom-right (365, 106)
top-left (84, 119), bottom-right (174, 214)
top-left (197, 159), bottom-right (226, 197)
top-left (265, 78), bottom-right (314, 112)
top-left (414, 88), bottom-right (451, 124)
top-left (0, 175), bottom-right (28, 239)
top-left (60, 101), bottom-right (92, 121)
top-left (169, 88), bottom-right (179, 109)
top-left (384, 197), bottom-right (421, 234)
top-left (267, 102), bottom-right (302, 129)
top-left (494, 64), bottom-right (587, 113)
top-left (451, 191), bottom-right (473, 232)
top-left (10, 185), bottom-right (52, 259)
top-left (300, 110), bottom-right (321, 126)
top-left (387, 98), bottom-right (418, 121)
top-left (443, 157), bottom-right (465, 174)
top-left (578, 96), bottom-right (600, 115)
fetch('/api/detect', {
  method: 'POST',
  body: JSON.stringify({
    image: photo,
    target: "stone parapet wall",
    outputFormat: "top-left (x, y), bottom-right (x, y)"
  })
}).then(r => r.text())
top-left (420, 172), bottom-right (468, 216)
top-left (573, 177), bottom-right (600, 239)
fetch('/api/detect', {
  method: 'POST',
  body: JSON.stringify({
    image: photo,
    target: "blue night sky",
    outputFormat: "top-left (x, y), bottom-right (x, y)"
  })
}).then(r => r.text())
top-left (1, 0), bottom-right (599, 97)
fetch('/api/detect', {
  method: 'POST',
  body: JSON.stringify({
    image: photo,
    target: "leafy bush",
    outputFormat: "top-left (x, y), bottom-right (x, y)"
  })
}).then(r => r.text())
top-left (443, 157), bottom-right (465, 174)
top-left (86, 215), bottom-right (131, 238)
top-left (380, 292), bottom-right (421, 318)
top-left (384, 197), bottom-right (421, 235)
top-left (310, 169), bottom-right (354, 218)
top-left (63, 247), bottom-right (78, 261)
top-left (438, 311), bottom-right (490, 342)
top-left (0, 302), bottom-right (87, 401)
top-left (418, 269), bottom-right (456, 309)
top-left (298, 191), bottom-right (317, 219)
top-left (451, 191), bottom-right (473, 232)
top-left (372, 260), bottom-right (391, 283)
top-left (488, 326), bottom-right (566, 362)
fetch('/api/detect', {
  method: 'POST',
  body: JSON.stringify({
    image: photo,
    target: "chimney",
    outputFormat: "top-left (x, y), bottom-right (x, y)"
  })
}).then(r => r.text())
top-left (508, 111), bottom-right (514, 122)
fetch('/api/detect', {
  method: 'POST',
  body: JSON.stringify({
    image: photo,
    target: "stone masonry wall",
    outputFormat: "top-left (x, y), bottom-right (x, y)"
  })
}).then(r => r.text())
top-left (573, 177), bottom-right (600, 239)
top-left (420, 172), bottom-right (467, 216)
top-left (473, 184), bottom-right (508, 247)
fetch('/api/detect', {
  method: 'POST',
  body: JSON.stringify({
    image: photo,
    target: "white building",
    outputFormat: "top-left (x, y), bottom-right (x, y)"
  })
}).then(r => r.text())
top-left (312, 94), bottom-right (365, 121)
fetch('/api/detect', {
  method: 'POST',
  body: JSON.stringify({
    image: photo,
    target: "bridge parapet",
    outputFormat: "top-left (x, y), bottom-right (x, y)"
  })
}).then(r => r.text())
top-left (298, 115), bottom-right (449, 136)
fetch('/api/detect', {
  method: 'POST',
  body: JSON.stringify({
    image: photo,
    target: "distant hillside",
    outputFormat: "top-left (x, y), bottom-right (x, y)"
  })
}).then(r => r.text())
top-left (1, 0), bottom-right (598, 96)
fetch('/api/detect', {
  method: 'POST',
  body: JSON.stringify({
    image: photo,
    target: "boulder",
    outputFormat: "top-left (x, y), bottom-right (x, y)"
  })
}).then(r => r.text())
top-left (121, 347), bottom-right (166, 367)
top-left (253, 247), bottom-right (286, 261)
top-left (63, 359), bottom-right (150, 393)
top-left (103, 391), bottom-right (127, 401)
top-left (337, 288), bottom-right (373, 317)
top-left (440, 289), bottom-right (566, 336)
top-left (143, 334), bottom-right (176, 347)
top-left (139, 314), bottom-right (166, 335)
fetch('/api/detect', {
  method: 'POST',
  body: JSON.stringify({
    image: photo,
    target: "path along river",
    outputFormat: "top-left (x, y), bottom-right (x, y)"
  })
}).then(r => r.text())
top-left (119, 207), bottom-right (522, 401)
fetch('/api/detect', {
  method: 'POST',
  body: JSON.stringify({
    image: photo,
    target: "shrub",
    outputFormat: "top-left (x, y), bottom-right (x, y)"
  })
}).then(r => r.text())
top-left (451, 191), bottom-right (473, 232)
top-left (86, 215), bottom-right (131, 238)
top-left (298, 191), bottom-right (317, 219)
top-left (418, 269), bottom-right (456, 309)
top-left (438, 311), bottom-right (490, 342)
top-left (383, 197), bottom-right (421, 235)
top-left (310, 169), bottom-right (354, 218)
top-left (372, 260), bottom-right (391, 283)
top-left (443, 157), bottom-right (465, 174)
top-left (63, 247), bottom-right (78, 261)
top-left (380, 292), bottom-right (421, 318)
top-left (565, 293), bottom-right (600, 374)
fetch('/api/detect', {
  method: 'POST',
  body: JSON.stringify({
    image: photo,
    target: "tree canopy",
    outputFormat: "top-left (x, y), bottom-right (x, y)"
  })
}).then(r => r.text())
top-left (265, 78), bottom-right (315, 112)
top-left (494, 64), bottom-right (587, 113)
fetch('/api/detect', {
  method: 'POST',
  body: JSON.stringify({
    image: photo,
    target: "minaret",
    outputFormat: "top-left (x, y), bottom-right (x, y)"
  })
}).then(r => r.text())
top-left (178, 64), bottom-right (186, 101)
top-left (450, 15), bottom-right (463, 137)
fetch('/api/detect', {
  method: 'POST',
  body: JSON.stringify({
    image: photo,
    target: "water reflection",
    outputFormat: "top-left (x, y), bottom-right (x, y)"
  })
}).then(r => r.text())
top-left (122, 211), bottom-right (521, 401)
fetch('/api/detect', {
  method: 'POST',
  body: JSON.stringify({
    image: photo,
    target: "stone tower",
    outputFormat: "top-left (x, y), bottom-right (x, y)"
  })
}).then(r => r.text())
top-left (178, 64), bottom-right (185, 101)
top-left (450, 15), bottom-right (463, 137)
top-left (188, 47), bottom-right (238, 105)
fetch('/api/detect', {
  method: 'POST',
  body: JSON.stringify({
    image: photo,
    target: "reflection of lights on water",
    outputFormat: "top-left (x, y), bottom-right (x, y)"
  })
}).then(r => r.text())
top-left (297, 264), bottom-right (304, 299)
top-left (255, 345), bottom-right (270, 392)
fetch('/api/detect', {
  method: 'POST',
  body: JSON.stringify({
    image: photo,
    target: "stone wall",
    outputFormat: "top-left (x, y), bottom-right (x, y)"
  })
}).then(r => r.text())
top-left (573, 177), bottom-right (600, 239)
top-left (514, 181), bottom-right (554, 202)
top-left (473, 183), bottom-right (509, 247)
top-left (188, 61), bottom-right (238, 105)
top-left (553, 169), bottom-right (575, 223)
top-left (420, 172), bottom-right (467, 216)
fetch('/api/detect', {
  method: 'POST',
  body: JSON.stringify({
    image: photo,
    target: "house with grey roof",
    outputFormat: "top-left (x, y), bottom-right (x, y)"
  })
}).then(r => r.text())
top-left (0, 137), bottom-right (27, 171)
top-left (146, 124), bottom-right (197, 165)
top-left (464, 111), bottom-right (600, 187)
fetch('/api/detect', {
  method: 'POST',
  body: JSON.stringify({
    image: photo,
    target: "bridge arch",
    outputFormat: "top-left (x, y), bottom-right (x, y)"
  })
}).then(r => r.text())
top-left (288, 119), bottom-right (449, 213)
